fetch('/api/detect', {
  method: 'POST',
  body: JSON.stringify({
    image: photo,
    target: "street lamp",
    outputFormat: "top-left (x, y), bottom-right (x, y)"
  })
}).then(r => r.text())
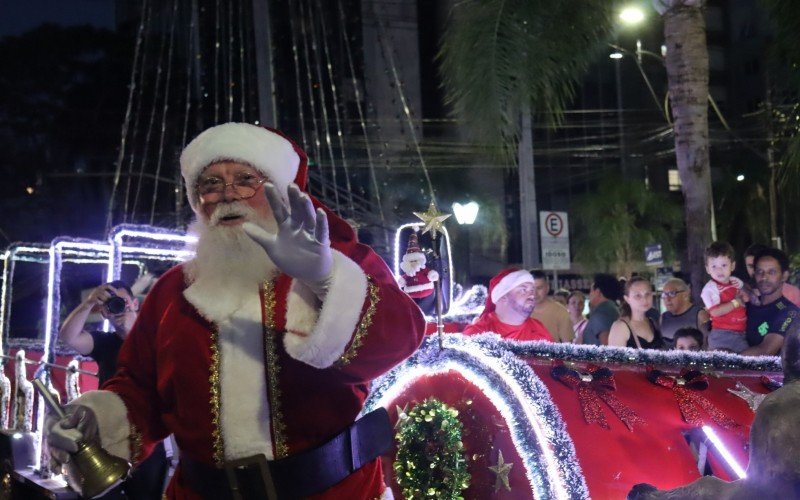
top-left (452, 201), bottom-right (479, 285)
top-left (613, 5), bottom-right (647, 179)
top-left (452, 201), bottom-right (479, 225)
top-left (619, 6), bottom-right (645, 25)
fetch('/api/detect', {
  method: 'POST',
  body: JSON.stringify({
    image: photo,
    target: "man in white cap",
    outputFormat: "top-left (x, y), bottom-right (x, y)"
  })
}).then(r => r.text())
top-left (46, 123), bottom-right (426, 499)
top-left (463, 268), bottom-right (552, 341)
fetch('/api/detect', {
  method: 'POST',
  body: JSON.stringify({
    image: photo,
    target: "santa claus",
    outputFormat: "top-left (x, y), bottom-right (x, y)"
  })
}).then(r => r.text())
top-left (47, 123), bottom-right (426, 499)
top-left (397, 232), bottom-right (439, 299)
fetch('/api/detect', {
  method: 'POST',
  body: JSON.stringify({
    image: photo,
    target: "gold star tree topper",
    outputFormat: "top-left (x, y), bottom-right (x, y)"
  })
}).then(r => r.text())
top-left (413, 201), bottom-right (451, 239)
top-left (488, 450), bottom-right (513, 492)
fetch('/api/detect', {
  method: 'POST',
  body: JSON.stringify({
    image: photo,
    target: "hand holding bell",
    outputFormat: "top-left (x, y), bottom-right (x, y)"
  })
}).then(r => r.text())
top-left (35, 379), bottom-right (130, 498)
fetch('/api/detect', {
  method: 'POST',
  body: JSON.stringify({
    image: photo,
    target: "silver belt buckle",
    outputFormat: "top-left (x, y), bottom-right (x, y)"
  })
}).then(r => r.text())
top-left (223, 454), bottom-right (279, 500)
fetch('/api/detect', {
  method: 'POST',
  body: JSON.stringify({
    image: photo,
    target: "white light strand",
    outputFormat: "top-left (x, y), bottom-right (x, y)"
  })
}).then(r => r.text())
top-left (365, 334), bottom-right (587, 499)
top-left (702, 425), bottom-right (747, 479)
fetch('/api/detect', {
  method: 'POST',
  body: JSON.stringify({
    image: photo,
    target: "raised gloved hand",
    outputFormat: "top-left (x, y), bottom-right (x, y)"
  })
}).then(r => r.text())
top-left (243, 183), bottom-right (333, 294)
top-left (46, 405), bottom-right (100, 466)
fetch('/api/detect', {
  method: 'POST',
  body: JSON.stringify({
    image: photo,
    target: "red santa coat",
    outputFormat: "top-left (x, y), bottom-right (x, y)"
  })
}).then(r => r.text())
top-left (72, 237), bottom-right (426, 499)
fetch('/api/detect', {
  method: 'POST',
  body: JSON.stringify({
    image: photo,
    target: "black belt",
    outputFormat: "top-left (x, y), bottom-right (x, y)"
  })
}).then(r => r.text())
top-left (181, 408), bottom-right (392, 500)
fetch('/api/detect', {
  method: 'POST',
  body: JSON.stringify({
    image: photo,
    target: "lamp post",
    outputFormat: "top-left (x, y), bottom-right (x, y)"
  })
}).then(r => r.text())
top-left (613, 5), bottom-right (646, 179)
top-left (452, 201), bottom-right (479, 285)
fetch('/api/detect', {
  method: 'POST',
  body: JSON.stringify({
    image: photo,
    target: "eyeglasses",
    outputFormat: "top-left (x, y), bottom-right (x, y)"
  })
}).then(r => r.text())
top-left (662, 289), bottom-right (687, 298)
top-left (197, 173), bottom-right (267, 202)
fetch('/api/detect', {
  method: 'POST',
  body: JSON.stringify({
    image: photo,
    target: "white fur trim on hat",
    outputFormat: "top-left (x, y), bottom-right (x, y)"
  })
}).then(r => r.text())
top-left (180, 123), bottom-right (300, 211)
top-left (490, 270), bottom-right (534, 304)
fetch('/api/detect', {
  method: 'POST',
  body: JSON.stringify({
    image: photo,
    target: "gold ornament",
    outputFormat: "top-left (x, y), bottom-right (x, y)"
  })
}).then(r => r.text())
top-left (413, 201), bottom-right (451, 240)
top-left (488, 450), bottom-right (513, 492)
top-left (727, 381), bottom-right (767, 412)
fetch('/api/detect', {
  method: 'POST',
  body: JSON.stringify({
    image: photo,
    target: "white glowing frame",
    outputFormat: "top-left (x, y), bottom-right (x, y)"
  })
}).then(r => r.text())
top-left (106, 224), bottom-right (196, 281)
top-left (366, 341), bottom-right (575, 499)
top-left (1, 244), bottom-right (49, 346)
top-left (394, 223), bottom-right (455, 317)
top-left (1, 244), bottom-right (127, 342)
top-left (702, 425), bottom-right (747, 479)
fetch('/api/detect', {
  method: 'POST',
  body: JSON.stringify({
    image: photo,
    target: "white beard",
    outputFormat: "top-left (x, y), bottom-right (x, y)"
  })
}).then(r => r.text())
top-left (183, 202), bottom-right (279, 321)
top-left (400, 256), bottom-right (425, 276)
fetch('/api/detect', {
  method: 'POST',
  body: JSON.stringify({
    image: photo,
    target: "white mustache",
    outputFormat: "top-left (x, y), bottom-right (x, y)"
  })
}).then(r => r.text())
top-left (209, 202), bottom-right (255, 225)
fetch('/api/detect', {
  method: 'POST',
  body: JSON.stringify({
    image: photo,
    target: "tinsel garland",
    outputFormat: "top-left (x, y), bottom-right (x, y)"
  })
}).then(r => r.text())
top-left (500, 336), bottom-right (782, 372)
top-left (365, 335), bottom-right (589, 499)
top-left (394, 398), bottom-right (470, 499)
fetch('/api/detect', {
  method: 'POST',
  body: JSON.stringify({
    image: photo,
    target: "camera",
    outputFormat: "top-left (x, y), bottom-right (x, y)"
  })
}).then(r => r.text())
top-left (104, 291), bottom-right (127, 315)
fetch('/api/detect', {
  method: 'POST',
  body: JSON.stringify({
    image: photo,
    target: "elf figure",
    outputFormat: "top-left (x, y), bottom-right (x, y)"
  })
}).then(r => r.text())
top-left (398, 233), bottom-right (439, 299)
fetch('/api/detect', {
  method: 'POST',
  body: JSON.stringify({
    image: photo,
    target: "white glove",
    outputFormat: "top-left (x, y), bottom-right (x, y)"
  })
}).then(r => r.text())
top-left (243, 183), bottom-right (333, 293)
top-left (46, 405), bottom-right (100, 465)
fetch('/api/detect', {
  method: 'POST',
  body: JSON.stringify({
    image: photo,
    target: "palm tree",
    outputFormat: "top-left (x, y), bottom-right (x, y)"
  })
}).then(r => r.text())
top-left (653, 0), bottom-right (713, 297)
top-left (437, 0), bottom-right (616, 268)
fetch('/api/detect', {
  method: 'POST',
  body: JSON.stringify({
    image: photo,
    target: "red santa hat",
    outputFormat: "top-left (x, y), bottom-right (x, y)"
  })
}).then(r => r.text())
top-left (404, 233), bottom-right (426, 260)
top-left (180, 122), bottom-right (301, 212)
top-left (482, 268), bottom-right (535, 315)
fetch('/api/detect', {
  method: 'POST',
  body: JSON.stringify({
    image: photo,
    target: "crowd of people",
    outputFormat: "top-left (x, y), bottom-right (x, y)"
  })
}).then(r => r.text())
top-left (464, 242), bottom-right (799, 357)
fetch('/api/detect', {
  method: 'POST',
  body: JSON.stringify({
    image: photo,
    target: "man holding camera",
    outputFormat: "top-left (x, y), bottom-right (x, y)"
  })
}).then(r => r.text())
top-left (59, 281), bottom-right (139, 385)
top-left (58, 281), bottom-right (168, 499)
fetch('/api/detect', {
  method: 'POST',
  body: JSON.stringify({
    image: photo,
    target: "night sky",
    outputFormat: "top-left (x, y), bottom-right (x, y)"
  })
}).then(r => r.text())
top-left (0, 0), bottom-right (114, 37)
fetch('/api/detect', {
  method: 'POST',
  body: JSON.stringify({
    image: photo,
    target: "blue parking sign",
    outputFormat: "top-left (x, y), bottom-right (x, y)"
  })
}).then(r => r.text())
top-left (645, 244), bottom-right (663, 267)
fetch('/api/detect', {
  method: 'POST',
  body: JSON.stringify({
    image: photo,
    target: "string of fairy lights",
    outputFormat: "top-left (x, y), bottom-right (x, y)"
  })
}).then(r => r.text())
top-left (97, 0), bottom-right (701, 251)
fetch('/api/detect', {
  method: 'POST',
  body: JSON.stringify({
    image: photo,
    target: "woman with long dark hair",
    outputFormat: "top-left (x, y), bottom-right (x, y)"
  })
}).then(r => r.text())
top-left (608, 276), bottom-right (664, 349)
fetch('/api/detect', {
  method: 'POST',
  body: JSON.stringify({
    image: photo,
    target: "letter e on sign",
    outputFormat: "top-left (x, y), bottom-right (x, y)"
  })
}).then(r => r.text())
top-left (545, 213), bottom-right (564, 237)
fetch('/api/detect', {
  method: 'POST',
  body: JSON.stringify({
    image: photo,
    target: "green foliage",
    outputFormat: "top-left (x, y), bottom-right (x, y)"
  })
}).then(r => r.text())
top-left (763, 0), bottom-right (800, 75)
top-left (714, 167), bottom-right (770, 250)
top-left (437, 0), bottom-right (618, 160)
top-left (394, 399), bottom-right (470, 499)
top-left (573, 177), bottom-right (683, 275)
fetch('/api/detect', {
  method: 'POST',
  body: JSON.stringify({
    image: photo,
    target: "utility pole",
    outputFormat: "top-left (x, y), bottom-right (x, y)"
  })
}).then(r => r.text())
top-left (765, 82), bottom-right (781, 249)
top-left (519, 107), bottom-right (540, 268)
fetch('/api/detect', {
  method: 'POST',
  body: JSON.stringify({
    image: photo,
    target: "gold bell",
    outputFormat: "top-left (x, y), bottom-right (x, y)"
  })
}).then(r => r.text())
top-left (33, 379), bottom-right (130, 498)
top-left (64, 440), bottom-right (130, 498)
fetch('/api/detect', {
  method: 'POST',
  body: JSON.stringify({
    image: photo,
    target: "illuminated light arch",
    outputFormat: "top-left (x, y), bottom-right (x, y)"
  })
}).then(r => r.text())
top-left (44, 238), bottom-right (112, 365)
top-left (365, 334), bottom-right (588, 499)
top-left (106, 224), bottom-right (196, 281)
top-left (393, 222), bottom-right (456, 318)
top-left (1, 244), bottom-right (50, 344)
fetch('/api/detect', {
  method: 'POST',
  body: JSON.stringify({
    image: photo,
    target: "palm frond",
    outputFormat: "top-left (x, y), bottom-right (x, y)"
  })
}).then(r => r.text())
top-left (438, 0), bottom-right (617, 160)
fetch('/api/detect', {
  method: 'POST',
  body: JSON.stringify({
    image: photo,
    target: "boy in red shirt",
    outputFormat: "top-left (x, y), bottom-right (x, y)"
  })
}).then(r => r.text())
top-left (701, 241), bottom-right (748, 352)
